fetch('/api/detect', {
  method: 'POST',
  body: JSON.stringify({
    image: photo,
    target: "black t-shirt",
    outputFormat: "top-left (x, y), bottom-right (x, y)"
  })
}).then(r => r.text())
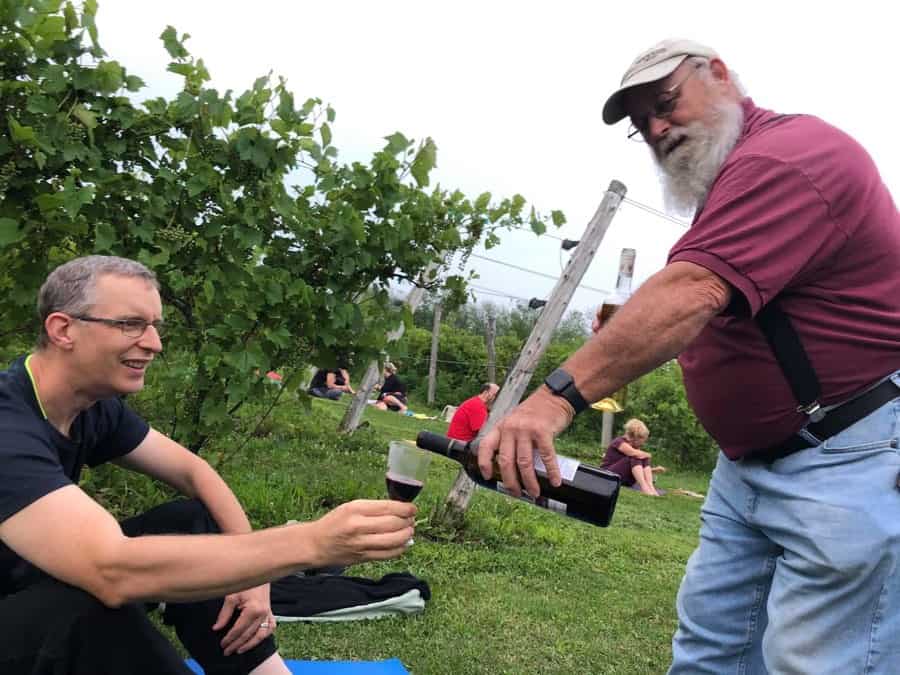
top-left (381, 374), bottom-right (406, 397)
top-left (309, 369), bottom-right (345, 390)
top-left (0, 356), bottom-right (150, 594)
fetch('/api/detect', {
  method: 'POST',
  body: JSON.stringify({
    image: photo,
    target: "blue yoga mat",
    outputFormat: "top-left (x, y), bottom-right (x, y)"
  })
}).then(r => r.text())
top-left (185, 658), bottom-right (409, 674)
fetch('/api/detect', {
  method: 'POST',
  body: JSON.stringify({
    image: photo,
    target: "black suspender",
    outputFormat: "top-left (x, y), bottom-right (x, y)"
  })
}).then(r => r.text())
top-left (755, 302), bottom-right (824, 421)
top-left (741, 113), bottom-right (824, 421)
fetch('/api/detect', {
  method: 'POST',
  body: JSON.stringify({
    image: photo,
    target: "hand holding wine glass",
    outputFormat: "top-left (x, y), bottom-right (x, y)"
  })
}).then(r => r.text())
top-left (307, 500), bottom-right (417, 567)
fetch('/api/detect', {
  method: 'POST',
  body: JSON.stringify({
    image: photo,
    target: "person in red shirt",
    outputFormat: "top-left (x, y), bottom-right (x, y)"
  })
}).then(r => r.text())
top-left (447, 383), bottom-right (499, 442)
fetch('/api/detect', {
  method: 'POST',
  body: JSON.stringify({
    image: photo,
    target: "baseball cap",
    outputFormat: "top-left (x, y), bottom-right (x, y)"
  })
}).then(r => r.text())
top-left (602, 38), bottom-right (719, 125)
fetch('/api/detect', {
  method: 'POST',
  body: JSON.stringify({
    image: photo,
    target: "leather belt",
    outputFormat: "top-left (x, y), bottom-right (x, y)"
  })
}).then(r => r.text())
top-left (748, 378), bottom-right (900, 463)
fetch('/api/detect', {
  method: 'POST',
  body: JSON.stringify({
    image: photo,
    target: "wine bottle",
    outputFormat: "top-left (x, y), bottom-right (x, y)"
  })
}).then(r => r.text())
top-left (598, 247), bottom-right (635, 409)
top-left (598, 247), bottom-right (636, 325)
top-left (415, 431), bottom-right (620, 527)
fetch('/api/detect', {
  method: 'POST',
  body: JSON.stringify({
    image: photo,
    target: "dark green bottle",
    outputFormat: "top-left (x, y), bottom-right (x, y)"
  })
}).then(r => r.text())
top-left (416, 431), bottom-right (620, 527)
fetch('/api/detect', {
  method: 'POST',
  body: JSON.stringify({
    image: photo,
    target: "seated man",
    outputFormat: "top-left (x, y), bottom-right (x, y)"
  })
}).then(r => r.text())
top-left (373, 362), bottom-right (408, 413)
top-left (600, 418), bottom-right (666, 497)
top-left (308, 366), bottom-right (354, 400)
top-left (447, 383), bottom-right (500, 442)
top-left (0, 256), bottom-right (415, 675)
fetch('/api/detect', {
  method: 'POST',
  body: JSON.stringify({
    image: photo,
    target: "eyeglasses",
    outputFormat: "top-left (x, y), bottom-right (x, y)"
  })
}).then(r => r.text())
top-left (74, 315), bottom-right (165, 338)
top-left (627, 61), bottom-right (704, 142)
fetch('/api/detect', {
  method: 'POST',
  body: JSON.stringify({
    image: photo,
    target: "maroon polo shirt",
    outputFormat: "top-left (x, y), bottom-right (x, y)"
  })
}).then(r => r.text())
top-left (669, 99), bottom-right (900, 459)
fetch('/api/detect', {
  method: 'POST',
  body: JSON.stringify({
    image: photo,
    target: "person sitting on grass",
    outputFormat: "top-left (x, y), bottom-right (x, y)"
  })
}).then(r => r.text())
top-left (600, 418), bottom-right (667, 496)
top-left (447, 382), bottom-right (500, 442)
top-left (373, 362), bottom-right (408, 413)
top-left (308, 365), bottom-right (355, 400)
top-left (0, 255), bottom-right (415, 675)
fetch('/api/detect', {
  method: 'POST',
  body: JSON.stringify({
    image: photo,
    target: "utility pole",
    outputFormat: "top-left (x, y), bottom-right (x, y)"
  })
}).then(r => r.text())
top-left (436, 180), bottom-right (627, 527)
top-left (339, 265), bottom-right (437, 433)
top-left (427, 301), bottom-right (442, 405)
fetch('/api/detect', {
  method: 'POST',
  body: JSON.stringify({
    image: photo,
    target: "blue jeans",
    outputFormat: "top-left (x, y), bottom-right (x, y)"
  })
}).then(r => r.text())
top-left (670, 371), bottom-right (900, 674)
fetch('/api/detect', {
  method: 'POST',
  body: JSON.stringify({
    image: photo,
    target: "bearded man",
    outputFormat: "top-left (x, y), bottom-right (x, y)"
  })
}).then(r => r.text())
top-left (477, 39), bottom-right (900, 673)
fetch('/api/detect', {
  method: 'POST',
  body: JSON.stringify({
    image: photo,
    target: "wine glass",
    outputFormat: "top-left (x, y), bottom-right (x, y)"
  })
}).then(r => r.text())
top-left (386, 440), bottom-right (431, 545)
top-left (386, 440), bottom-right (431, 502)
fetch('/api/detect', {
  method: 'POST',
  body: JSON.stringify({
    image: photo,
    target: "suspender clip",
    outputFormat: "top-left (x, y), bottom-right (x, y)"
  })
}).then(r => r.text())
top-left (797, 401), bottom-right (825, 423)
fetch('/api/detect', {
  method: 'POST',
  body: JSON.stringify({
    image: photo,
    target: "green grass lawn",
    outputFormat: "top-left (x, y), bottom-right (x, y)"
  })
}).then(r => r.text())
top-left (88, 395), bottom-right (709, 674)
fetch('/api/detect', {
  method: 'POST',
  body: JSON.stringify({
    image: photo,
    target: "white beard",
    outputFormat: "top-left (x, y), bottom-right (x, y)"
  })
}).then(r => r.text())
top-left (653, 101), bottom-right (745, 217)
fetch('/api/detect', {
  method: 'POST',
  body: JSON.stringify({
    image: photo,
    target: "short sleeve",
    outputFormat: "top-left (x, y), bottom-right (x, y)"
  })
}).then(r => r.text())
top-left (669, 155), bottom-right (848, 316)
top-left (84, 398), bottom-right (150, 466)
top-left (0, 416), bottom-right (71, 524)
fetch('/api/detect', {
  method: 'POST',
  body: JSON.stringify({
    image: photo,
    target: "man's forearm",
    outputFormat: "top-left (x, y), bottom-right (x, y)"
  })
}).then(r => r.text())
top-left (564, 262), bottom-right (729, 403)
top-left (186, 463), bottom-right (253, 535)
top-left (102, 523), bottom-right (318, 605)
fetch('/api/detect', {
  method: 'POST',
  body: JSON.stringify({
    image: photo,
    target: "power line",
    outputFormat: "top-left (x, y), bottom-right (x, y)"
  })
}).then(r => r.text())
top-left (469, 253), bottom-right (610, 295)
top-left (468, 284), bottom-right (531, 303)
top-left (404, 354), bottom-right (511, 371)
top-left (507, 223), bottom-right (567, 242)
top-left (622, 197), bottom-right (690, 228)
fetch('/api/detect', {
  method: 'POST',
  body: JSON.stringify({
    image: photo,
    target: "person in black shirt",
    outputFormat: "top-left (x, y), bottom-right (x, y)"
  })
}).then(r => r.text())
top-left (308, 367), bottom-right (354, 400)
top-left (373, 362), bottom-right (408, 413)
top-left (0, 256), bottom-right (415, 675)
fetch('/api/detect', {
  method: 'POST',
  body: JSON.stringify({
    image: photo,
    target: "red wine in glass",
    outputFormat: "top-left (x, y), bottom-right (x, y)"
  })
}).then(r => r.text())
top-left (385, 472), bottom-right (424, 502)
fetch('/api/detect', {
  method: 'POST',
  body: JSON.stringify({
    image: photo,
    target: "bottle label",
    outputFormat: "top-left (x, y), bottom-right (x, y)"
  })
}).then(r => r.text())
top-left (534, 495), bottom-right (568, 515)
top-left (533, 452), bottom-right (580, 481)
top-left (497, 483), bottom-right (568, 515)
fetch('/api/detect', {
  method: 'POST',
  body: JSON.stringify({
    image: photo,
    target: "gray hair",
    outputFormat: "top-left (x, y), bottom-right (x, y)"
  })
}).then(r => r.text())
top-left (689, 55), bottom-right (747, 97)
top-left (36, 255), bottom-right (158, 349)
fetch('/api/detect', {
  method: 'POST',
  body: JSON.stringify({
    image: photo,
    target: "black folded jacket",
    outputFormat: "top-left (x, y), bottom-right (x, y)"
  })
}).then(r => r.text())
top-left (271, 572), bottom-right (430, 620)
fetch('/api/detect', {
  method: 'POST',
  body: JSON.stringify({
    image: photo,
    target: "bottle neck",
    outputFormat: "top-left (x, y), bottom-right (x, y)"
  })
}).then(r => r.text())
top-left (446, 438), bottom-right (473, 464)
top-left (614, 248), bottom-right (635, 296)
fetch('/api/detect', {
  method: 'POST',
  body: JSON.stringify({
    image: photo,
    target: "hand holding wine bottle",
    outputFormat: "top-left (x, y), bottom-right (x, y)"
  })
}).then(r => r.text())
top-left (416, 430), bottom-right (619, 527)
top-left (476, 387), bottom-right (575, 497)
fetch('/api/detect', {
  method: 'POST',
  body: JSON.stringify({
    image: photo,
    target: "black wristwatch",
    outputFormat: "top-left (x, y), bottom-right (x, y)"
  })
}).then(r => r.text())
top-left (543, 368), bottom-right (589, 414)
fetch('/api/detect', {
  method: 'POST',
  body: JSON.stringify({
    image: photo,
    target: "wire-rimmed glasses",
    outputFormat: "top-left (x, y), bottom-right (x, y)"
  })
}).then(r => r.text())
top-left (73, 315), bottom-right (165, 338)
top-left (626, 60), bottom-right (705, 142)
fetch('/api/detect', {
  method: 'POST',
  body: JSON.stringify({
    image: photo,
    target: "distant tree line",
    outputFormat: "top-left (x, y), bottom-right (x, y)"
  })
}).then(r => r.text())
top-left (393, 300), bottom-right (718, 470)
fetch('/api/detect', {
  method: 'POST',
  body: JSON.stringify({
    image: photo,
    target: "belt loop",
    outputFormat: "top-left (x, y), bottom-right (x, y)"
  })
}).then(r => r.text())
top-left (797, 427), bottom-right (823, 446)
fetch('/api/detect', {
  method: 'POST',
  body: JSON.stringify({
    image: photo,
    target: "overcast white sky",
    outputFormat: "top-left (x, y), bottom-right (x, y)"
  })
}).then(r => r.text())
top-left (98, 0), bottom-right (898, 318)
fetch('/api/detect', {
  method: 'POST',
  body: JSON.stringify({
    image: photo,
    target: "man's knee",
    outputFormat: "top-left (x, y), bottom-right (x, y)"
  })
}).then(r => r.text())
top-left (164, 498), bottom-right (220, 535)
top-left (121, 498), bottom-right (220, 537)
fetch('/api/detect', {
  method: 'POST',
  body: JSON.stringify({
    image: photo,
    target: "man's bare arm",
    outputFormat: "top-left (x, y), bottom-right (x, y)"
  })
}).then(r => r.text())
top-left (115, 429), bottom-right (253, 536)
top-left (564, 261), bottom-right (731, 403)
top-left (0, 485), bottom-right (414, 608)
top-left (479, 261), bottom-right (731, 496)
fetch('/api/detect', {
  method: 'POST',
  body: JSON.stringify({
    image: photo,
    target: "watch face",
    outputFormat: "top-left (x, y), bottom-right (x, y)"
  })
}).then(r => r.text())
top-left (546, 369), bottom-right (573, 393)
